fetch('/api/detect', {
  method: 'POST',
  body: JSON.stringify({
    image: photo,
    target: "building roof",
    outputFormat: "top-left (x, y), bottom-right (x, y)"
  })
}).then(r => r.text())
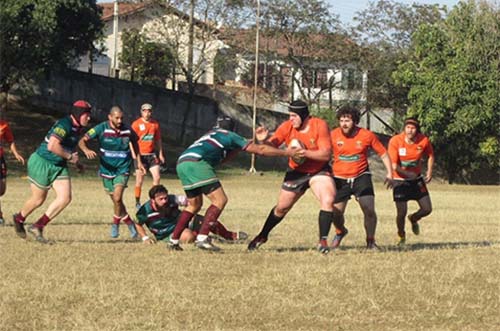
top-left (99, 2), bottom-right (149, 21)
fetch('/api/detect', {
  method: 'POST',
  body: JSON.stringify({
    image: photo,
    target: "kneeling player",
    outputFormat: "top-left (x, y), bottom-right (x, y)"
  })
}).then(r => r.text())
top-left (135, 185), bottom-right (247, 245)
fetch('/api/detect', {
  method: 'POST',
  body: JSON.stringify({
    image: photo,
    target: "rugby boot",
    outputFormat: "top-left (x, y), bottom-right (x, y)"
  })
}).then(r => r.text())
top-left (111, 224), bottom-right (120, 238)
top-left (247, 235), bottom-right (267, 251)
top-left (127, 223), bottom-right (139, 239)
top-left (195, 237), bottom-right (221, 252)
top-left (28, 226), bottom-right (49, 244)
top-left (317, 239), bottom-right (330, 255)
top-left (13, 213), bottom-right (26, 239)
top-left (331, 228), bottom-right (349, 249)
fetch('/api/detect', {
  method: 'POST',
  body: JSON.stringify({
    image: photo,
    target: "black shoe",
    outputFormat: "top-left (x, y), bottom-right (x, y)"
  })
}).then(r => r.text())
top-left (12, 214), bottom-right (26, 239)
top-left (28, 226), bottom-right (49, 244)
top-left (166, 241), bottom-right (183, 251)
top-left (247, 235), bottom-right (267, 251)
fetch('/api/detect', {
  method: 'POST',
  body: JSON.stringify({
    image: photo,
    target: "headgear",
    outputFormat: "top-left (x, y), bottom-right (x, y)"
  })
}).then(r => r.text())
top-left (71, 100), bottom-right (92, 125)
top-left (288, 100), bottom-right (309, 125)
top-left (215, 115), bottom-right (235, 131)
top-left (404, 117), bottom-right (421, 133)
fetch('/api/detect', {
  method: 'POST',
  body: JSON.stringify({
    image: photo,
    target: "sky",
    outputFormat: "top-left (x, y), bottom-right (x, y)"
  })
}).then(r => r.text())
top-left (326, 0), bottom-right (462, 25)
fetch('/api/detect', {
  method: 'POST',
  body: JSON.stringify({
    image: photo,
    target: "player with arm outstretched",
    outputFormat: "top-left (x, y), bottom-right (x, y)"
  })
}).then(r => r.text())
top-left (388, 117), bottom-right (434, 245)
top-left (169, 114), bottom-right (299, 251)
top-left (247, 100), bottom-right (336, 254)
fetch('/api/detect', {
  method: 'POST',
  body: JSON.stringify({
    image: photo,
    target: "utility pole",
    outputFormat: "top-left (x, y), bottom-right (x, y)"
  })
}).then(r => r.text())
top-left (112, 0), bottom-right (119, 78)
top-left (249, 0), bottom-right (260, 173)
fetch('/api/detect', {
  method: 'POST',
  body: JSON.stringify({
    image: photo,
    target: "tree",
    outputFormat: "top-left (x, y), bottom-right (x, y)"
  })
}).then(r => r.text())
top-left (0, 0), bottom-right (103, 102)
top-left (120, 28), bottom-right (174, 88)
top-left (351, 0), bottom-right (447, 119)
top-left (393, 0), bottom-right (499, 183)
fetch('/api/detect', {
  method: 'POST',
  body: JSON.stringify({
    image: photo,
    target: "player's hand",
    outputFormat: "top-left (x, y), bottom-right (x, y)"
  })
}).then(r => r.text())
top-left (425, 173), bottom-right (432, 183)
top-left (68, 152), bottom-right (80, 164)
top-left (255, 126), bottom-right (269, 142)
top-left (137, 162), bottom-right (146, 174)
top-left (15, 153), bottom-right (25, 165)
top-left (384, 176), bottom-right (394, 189)
top-left (288, 146), bottom-right (305, 158)
top-left (143, 237), bottom-right (156, 245)
top-left (83, 150), bottom-right (97, 159)
top-left (159, 154), bottom-right (165, 164)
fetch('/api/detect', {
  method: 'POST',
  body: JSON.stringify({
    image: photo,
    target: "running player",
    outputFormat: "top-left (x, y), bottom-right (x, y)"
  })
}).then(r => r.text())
top-left (388, 117), bottom-right (434, 245)
top-left (169, 114), bottom-right (299, 251)
top-left (131, 103), bottom-right (165, 209)
top-left (247, 100), bottom-right (336, 254)
top-left (329, 105), bottom-right (393, 250)
top-left (135, 184), bottom-right (247, 245)
top-left (12, 100), bottom-right (91, 242)
top-left (0, 118), bottom-right (25, 225)
top-left (79, 106), bottom-right (146, 239)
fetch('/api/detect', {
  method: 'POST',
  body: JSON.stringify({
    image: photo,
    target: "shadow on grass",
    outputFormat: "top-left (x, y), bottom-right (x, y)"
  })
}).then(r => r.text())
top-left (270, 240), bottom-right (499, 253)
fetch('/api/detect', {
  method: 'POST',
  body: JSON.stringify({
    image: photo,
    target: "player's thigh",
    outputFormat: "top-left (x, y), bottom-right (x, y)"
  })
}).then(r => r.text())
top-left (205, 185), bottom-right (228, 209)
top-left (0, 179), bottom-right (6, 196)
top-left (275, 189), bottom-right (303, 214)
top-left (395, 201), bottom-right (408, 216)
top-left (417, 195), bottom-right (432, 212)
top-left (52, 178), bottom-right (72, 201)
top-left (309, 174), bottom-right (335, 206)
top-left (149, 165), bottom-right (161, 183)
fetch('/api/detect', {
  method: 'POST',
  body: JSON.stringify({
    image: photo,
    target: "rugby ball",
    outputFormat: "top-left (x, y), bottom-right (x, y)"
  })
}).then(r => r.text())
top-left (289, 138), bottom-right (306, 165)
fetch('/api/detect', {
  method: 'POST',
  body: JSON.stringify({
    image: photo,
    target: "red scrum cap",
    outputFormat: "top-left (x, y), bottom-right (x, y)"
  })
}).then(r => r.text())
top-left (71, 100), bottom-right (92, 124)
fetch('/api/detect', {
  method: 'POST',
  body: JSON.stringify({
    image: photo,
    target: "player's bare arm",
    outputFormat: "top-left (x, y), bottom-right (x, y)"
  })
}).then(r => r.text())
top-left (380, 153), bottom-right (394, 189)
top-left (135, 223), bottom-right (155, 244)
top-left (302, 147), bottom-right (331, 162)
top-left (156, 138), bottom-right (165, 164)
top-left (9, 142), bottom-right (25, 165)
top-left (78, 136), bottom-right (97, 159)
top-left (246, 142), bottom-right (298, 158)
top-left (130, 138), bottom-right (146, 174)
top-left (48, 135), bottom-right (79, 164)
top-left (425, 155), bottom-right (434, 183)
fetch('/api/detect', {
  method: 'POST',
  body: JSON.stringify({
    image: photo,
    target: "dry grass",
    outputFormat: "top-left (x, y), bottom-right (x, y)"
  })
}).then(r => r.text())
top-left (0, 173), bottom-right (499, 331)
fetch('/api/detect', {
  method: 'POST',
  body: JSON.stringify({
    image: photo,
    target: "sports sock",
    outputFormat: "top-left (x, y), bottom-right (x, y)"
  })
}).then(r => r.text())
top-left (398, 230), bottom-right (406, 238)
top-left (332, 212), bottom-right (347, 233)
top-left (134, 187), bottom-right (141, 203)
top-left (112, 215), bottom-right (121, 225)
top-left (199, 205), bottom-right (222, 236)
top-left (318, 210), bottom-right (333, 240)
top-left (210, 221), bottom-right (233, 240)
top-left (171, 210), bottom-right (194, 240)
top-left (121, 214), bottom-right (133, 225)
top-left (14, 212), bottom-right (26, 224)
top-left (259, 207), bottom-right (284, 238)
top-left (33, 214), bottom-right (51, 229)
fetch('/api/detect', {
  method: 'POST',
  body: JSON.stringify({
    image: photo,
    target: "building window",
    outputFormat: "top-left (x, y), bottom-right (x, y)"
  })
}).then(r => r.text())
top-left (341, 68), bottom-right (363, 90)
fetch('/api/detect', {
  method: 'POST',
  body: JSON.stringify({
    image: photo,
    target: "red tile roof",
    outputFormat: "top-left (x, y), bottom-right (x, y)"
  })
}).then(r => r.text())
top-left (99, 2), bottom-right (149, 21)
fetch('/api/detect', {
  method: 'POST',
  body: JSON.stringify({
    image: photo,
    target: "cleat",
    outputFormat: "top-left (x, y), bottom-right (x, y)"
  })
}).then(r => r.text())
top-left (166, 241), bottom-right (183, 251)
top-left (111, 224), bottom-right (120, 238)
top-left (318, 239), bottom-right (330, 254)
top-left (127, 223), bottom-right (138, 239)
top-left (28, 226), bottom-right (49, 244)
top-left (195, 238), bottom-right (221, 252)
top-left (331, 228), bottom-right (348, 249)
top-left (135, 203), bottom-right (141, 211)
top-left (0, 217), bottom-right (4, 226)
top-left (217, 231), bottom-right (249, 244)
top-left (247, 235), bottom-right (267, 251)
top-left (397, 236), bottom-right (406, 246)
top-left (13, 213), bottom-right (26, 238)
top-left (234, 231), bottom-right (248, 242)
top-left (408, 214), bottom-right (420, 235)
top-left (366, 241), bottom-right (380, 251)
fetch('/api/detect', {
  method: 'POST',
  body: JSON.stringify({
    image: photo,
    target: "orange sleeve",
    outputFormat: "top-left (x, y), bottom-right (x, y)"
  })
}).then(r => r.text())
top-left (424, 137), bottom-right (434, 157)
top-left (131, 119), bottom-right (140, 133)
top-left (0, 122), bottom-right (14, 144)
top-left (268, 121), bottom-right (290, 147)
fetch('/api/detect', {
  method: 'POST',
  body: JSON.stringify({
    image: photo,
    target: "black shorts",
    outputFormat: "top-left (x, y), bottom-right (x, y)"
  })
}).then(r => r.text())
top-left (281, 166), bottom-right (332, 193)
top-left (334, 173), bottom-right (374, 203)
top-left (185, 181), bottom-right (222, 198)
top-left (393, 177), bottom-right (429, 202)
top-left (137, 154), bottom-right (160, 171)
top-left (0, 156), bottom-right (6, 179)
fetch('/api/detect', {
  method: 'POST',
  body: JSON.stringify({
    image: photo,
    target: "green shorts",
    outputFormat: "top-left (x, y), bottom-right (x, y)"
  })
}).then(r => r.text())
top-left (102, 174), bottom-right (129, 193)
top-left (27, 152), bottom-right (69, 190)
top-left (176, 160), bottom-right (219, 191)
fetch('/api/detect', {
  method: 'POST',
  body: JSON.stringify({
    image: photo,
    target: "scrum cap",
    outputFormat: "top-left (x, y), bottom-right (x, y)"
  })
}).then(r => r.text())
top-left (288, 100), bottom-right (309, 124)
top-left (71, 100), bottom-right (92, 124)
top-left (215, 115), bottom-right (235, 131)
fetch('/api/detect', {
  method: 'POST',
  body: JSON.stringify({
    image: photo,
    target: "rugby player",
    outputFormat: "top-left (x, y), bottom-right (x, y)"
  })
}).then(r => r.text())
top-left (135, 184), bottom-right (247, 245)
top-left (12, 100), bottom-right (90, 242)
top-left (247, 100), bottom-right (336, 254)
top-left (79, 106), bottom-right (146, 239)
top-left (388, 117), bottom-right (434, 245)
top-left (329, 105), bottom-right (393, 250)
top-left (169, 114), bottom-right (300, 251)
top-left (0, 116), bottom-right (25, 225)
top-left (131, 103), bottom-right (165, 209)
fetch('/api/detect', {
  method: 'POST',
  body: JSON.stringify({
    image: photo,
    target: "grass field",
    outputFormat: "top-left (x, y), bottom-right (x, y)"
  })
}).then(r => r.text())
top-left (0, 172), bottom-right (499, 331)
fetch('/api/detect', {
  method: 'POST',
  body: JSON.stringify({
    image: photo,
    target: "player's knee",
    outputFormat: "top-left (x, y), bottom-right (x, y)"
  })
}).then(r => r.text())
top-left (421, 206), bottom-right (432, 217)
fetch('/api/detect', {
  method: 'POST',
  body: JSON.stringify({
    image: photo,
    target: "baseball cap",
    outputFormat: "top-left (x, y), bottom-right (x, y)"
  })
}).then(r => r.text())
top-left (141, 103), bottom-right (153, 111)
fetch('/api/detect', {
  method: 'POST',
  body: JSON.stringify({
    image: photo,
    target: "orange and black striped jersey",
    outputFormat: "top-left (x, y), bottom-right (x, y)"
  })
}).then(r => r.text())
top-left (269, 117), bottom-right (331, 173)
top-left (388, 132), bottom-right (433, 179)
top-left (131, 118), bottom-right (161, 155)
top-left (330, 127), bottom-right (386, 178)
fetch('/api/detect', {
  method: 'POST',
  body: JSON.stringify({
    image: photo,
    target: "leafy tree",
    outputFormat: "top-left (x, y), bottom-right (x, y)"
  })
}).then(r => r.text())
top-left (393, 0), bottom-right (499, 183)
top-left (0, 0), bottom-right (103, 101)
top-left (120, 28), bottom-right (174, 88)
top-left (351, 0), bottom-right (447, 116)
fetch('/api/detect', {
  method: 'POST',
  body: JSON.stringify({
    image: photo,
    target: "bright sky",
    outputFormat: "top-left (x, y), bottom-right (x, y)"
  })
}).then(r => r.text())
top-left (327, 0), bottom-right (462, 25)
